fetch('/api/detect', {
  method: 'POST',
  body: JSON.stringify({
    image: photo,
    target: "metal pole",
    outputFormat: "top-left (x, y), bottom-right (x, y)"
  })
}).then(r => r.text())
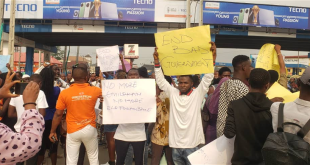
top-left (8, 0), bottom-right (16, 66)
top-left (76, 46), bottom-right (80, 64)
top-left (186, 0), bottom-right (191, 28)
top-left (63, 46), bottom-right (67, 73)
top-left (38, 50), bottom-right (41, 67)
top-left (298, 51), bottom-right (300, 75)
top-left (199, 0), bottom-right (203, 26)
top-left (0, 0), bottom-right (5, 54)
top-left (18, 47), bottom-right (21, 71)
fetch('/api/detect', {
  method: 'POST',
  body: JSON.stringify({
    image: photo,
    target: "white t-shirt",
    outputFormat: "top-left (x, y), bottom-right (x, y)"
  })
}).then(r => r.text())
top-left (10, 90), bottom-right (48, 132)
top-left (114, 123), bottom-right (146, 142)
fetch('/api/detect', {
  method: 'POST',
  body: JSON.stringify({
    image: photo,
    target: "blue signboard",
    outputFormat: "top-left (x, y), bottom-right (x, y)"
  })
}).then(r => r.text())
top-left (203, 2), bottom-right (309, 30)
top-left (43, 0), bottom-right (155, 22)
top-left (105, 22), bottom-right (157, 33)
top-left (4, 24), bottom-right (52, 33)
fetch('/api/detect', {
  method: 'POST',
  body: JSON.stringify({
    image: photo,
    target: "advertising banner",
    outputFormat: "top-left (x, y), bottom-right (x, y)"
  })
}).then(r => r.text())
top-left (4, 0), bottom-right (43, 19)
top-left (43, 0), bottom-right (155, 22)
top-left (155, 0), bottom-right (200, 23)
top-left (203, 2), bottom-right (309, 30)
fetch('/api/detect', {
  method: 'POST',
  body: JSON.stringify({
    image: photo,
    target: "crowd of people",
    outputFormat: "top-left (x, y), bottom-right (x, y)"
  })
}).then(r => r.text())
top-left (0, 42), bottom-right (309, 165)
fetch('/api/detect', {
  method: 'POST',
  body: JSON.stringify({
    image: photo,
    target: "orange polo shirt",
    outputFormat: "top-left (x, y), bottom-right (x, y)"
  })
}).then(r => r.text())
top-left (56, 83), bottom-right (102, 133)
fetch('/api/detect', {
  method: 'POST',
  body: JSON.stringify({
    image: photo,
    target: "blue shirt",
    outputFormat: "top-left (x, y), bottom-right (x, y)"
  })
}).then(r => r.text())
top-left (45, 87), bottom-right (61, 120)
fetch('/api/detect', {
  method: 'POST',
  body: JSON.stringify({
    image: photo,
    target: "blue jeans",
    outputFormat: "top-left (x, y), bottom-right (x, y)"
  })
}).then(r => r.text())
top-left (172, 147), bottom-right (199, 165)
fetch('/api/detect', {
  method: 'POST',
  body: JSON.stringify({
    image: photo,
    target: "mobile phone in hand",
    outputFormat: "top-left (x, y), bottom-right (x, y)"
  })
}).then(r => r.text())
top-left (15, 82), bottom-right (28, 95)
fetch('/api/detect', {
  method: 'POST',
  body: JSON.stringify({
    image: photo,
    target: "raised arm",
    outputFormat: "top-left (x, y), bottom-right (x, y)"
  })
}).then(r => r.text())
top-left (119, 54), bottom-right (126, 72)
top-left (196, 42), bottom-right (216, 96)
top-left (274, 44), bottom-right (288, 88)
top-left (154, 48), bottom-right (174, 95)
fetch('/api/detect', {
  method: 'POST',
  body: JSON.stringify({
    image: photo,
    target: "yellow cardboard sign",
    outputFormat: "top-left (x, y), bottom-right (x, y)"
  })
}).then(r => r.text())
top-left (154, 25), bottom-right (213, 76)
top-left (256, 44), bottom-right (280, 74)
top-left (283, 92), bottom-right (299, 103)
top-left (266, 82), bottom-right (291, 99)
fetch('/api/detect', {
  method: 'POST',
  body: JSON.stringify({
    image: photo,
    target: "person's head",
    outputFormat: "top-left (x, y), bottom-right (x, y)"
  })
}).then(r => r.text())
top-left (29, 74), bottom-right (43, 87)
top-left (232, 55), bottom-right (252, 79)
top-left (219, 67), bottom-right (232, 79)
top-left (127, 68), bottom-right (140, 79)
top-left (268, 70), bottom-right (279, 86)
top-left (192, 75), bottom-right (200, 88)
top-left (214, 71), bottom-right (219, 79)
top-left (207, 85), bottom-right (215, 95)
top-left (249, 68), bottom-right (270, 93)
top-left (60, 73), bottom-right (66, 81)
top-left (90, 73), bottom-right (96, 82)
top-left (67, 73), bottom-right (72, 81)
top-left (290, 77), bottom-right (295, 83)
top-left (115, 69), bottom-right (127, 79)
top-left (298, 68), bottom-right (310, 99)
top-left (15, 72), bottom-right (23, 80)
top-left (50, 65), bottom-right (60, 79)
top-left (178, 75), bottom-right (193, 93)
top-left (40, 68), bottom-right (55, 98)
top-left (138, 67), bottom-right (149, 78)
top-left (22, 74), bottom-right (30, 83)
top-left (72, 67), bottom-right (88, 83)
top-left (195, 74), bottom-right (201, 80)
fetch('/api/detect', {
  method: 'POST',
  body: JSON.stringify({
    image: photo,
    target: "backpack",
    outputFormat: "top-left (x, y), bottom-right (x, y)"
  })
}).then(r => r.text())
top-left (262, 103), bottom-right (310, 165)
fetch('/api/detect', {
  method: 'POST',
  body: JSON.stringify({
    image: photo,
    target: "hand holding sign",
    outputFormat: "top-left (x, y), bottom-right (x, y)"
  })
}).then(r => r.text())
top-left (154, 25), bottom-right (214, 76)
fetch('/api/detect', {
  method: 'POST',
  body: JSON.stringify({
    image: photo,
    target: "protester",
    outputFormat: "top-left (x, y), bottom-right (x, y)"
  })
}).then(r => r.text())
top-left (36, 67), bottom-right (61, 165)
top-left (0, 71), bottom-right (45, 164)
top-left (60, 73), bottom-right (66, 81)
top-left (67, 72), bottom-right (73, 83)
top-left (216, 55), bottom-right (252, 137)
top-left (22, 74), bottom-right (30, 83)
top-left (114, 68), bottom-right (146, 165)
top-left (8, 74), bottom-right (48, 133)
top-left (138, 66), bottom-right (149, 78)
top-left (224, 68), bottom-right (273, 164)
top-left (268, 44), bottom-right (287, 88)
top-left (49, 67), bottom-right (102, 165)
top-left (151, 83), bottom-right (173, 165)
top-left (153, 41), bottom-right (216, 164)
top-left (203, 77), bottom-right (229, 144)
top-left (192, 75), bottom-right (200, 88)
top-left (270, 67), bottom-right (310, 144)
top-left (218, 67), bottom-right (232, 79)
top-left (288, 77), bottom-right (299, 93)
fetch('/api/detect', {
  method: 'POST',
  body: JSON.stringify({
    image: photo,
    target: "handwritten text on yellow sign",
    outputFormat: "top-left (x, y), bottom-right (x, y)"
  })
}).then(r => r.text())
top-left (155, 25), bottom-right (213, 76)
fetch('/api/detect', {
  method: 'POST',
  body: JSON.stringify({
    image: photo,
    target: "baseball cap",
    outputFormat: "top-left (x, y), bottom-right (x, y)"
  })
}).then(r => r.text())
top-left (300, 67), bottom-right (310, 86)
top-left (22, 74), bottom-right (30, 79)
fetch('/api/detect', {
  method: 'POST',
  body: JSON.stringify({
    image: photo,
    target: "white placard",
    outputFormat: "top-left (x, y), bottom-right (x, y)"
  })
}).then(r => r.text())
top-left (96, 46), bottom-right (120, 72)
top-left (101, 79), bottom-right (156, 124)
top-left (188, 136), bottom-right (235, 165)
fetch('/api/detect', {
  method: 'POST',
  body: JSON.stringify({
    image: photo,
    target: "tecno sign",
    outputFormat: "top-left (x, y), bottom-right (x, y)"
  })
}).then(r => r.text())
top-left (4, 0), bottom-right (43, 19)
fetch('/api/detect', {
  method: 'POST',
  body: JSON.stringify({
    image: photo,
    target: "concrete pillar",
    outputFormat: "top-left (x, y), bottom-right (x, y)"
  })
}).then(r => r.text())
top-left (25, 47), bottom-right (34, 75)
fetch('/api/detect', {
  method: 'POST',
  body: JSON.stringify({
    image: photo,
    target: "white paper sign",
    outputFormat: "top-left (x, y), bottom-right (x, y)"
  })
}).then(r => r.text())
top-left (96, 46), bottom-right (120, 72)
top-left (188, 136), bottom-right (235, 165)
top-left (101, 79), bottom-right (156, 124)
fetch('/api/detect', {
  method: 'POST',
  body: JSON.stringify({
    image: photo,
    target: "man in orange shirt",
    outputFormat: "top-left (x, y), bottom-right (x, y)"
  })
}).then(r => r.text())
top-left (49, 67), bottom-right (102, 165)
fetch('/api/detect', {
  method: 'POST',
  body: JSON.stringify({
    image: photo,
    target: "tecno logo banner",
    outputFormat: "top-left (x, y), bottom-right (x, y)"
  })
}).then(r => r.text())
top-left (4, 0), bottom-right (43, 19)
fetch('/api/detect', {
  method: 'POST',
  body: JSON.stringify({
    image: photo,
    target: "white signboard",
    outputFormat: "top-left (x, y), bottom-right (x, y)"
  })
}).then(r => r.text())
top-left (96, 46), bottom-right (120, 72)
top-left (4, 0), bottom-right (43, 19)
top-left (284, 58), bottom-right (309, 66)
top-left (188, 136), bottom-right (235, 165)
top-left (101, 79), bottom-right (156, 124)
top-left (155, 0), bottom-right (200, 23)
top-left (124, 44), bottom-right (139, 59)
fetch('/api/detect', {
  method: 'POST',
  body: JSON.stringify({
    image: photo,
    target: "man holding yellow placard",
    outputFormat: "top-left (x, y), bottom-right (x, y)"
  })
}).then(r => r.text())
top-left (153, 33), bottom-right (216, 164)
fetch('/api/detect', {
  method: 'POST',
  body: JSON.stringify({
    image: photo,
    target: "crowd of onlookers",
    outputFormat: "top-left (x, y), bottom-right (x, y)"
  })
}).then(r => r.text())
top-left (0, 42), bottom-right (309, 165)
